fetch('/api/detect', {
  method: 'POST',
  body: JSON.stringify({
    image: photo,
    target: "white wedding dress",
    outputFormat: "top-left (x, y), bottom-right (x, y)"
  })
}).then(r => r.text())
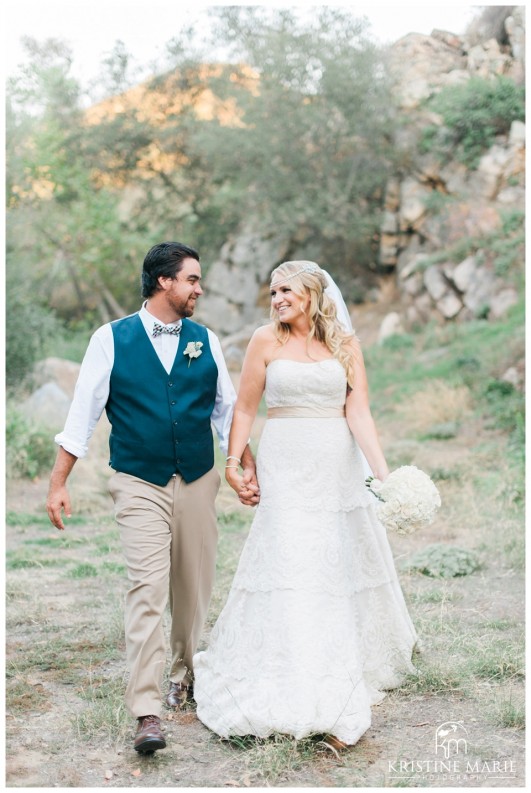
top-left (193, 358), bottom-right (418, 745)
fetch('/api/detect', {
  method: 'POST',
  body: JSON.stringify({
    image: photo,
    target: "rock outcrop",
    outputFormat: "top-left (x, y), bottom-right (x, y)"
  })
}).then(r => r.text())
top-left (379, 7), bottom-right (525, 329)
top-left (194, 224), bottom-right (290, 335)
top-left (194, 8), bottom-right (524, 339)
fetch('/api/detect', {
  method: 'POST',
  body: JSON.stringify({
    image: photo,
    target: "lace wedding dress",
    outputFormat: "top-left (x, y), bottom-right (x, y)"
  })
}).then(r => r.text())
top-left (193, 358), bottom-right (418, 745)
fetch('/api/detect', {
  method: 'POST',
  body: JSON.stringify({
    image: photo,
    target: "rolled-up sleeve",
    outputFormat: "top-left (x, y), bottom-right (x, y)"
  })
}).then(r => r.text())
top-left (54, 325), bottom-right (114, 458)
top-left (208, 330), bottom-right (237, 455)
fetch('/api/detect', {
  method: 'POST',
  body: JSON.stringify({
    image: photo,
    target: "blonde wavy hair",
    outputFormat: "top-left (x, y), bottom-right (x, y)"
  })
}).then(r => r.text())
top-left (270, 260), bottom-right (358, 388)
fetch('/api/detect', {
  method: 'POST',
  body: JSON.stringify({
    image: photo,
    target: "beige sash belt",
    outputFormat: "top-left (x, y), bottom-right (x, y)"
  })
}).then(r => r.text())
top-left (267, 405), bottom-right (346, 419)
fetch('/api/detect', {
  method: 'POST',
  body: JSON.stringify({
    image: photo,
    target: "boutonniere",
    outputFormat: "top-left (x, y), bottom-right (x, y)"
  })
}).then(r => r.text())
top-left (183, 341), bottom-right (203, 367)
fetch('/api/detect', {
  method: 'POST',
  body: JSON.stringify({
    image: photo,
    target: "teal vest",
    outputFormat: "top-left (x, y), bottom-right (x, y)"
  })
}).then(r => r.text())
top-left (106, 314), bottom-right (218, 485)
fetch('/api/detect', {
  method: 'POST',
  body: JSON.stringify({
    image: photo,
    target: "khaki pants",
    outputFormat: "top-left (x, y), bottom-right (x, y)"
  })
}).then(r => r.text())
top-left (109, 468), bottom-right (220, 718)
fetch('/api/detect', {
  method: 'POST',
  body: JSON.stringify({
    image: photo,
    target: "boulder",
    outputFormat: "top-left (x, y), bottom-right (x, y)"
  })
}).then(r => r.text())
top-left (467, 39), bottom-right (511, 77)
top-left (398, 252), bottom-right (430, 280)
top-left (501, 363), bottom-right (524, 390)
top-left (194, 224), bottom-right (290, 336)
top-left (490, 288), bottom-right (519, 319)
top-left (390, 33), bottom-right (466, 109)
top-left (379, 233), bottom-right (399, 266)
top-left (32, 357), bottom-right (81, 399)
top-left (439, 161), bottom-right (470, 196)
top-left (496, 186), bottom-right (525, 207)
top-left (381, 211), bottom-right (398, 234)
top-left (384, 179), bottom-right (401, 211)
top-left (451, 256), bottom-right (478, 293)
top-left (474, 145), bottom-right (513, 200)
top-left (19, 382), bottom-right (71, 429)
top-left (411, 292), bottom-right (435, 322)
top-left (509, 120), bottom-right (526, 146)
top-left (423, 265), bottom-right (448, 302)
top-left (443, 204), bottom-right (501, 244)
top-left (399, 178), bottom-right (432, 229)
top-left (401, 272), bottom-right (424, 297)
top-left (378, 312), bottom-right (405, 343)
top-left (436, 292), bottom-right (463, 319)
top-left (221, 323), bottom-right (257, 371)
top-left (505, 9), bottom-right (526, 66)
top-left (462, 266), bottom-right (497, 315)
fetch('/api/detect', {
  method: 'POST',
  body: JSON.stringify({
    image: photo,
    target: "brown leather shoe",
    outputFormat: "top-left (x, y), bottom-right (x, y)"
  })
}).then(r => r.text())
top-left (134, 715), bottom-right (166, 754)
top-left (166, 681), bottom-right (192, 708)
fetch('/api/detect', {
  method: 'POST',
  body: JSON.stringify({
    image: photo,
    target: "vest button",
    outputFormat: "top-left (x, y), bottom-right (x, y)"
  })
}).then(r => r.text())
top-left (173, 420), bottom-right (178, 425)
top-left (171, 400), bottom-right (176, 405)
top-left (168, 382), bottom-right (173, 387)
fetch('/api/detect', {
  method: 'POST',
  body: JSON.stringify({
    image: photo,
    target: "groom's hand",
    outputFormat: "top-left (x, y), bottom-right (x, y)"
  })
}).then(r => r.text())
top-left (46, 484), bottom-right (72, 530)
top-left (238, 468), bottom-right (260, 507)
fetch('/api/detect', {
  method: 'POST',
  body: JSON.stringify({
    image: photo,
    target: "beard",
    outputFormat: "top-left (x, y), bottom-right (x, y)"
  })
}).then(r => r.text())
top-left (168, 295), bottom-right (197, 318)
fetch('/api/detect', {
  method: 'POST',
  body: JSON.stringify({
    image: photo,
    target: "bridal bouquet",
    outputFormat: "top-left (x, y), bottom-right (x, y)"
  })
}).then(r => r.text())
top-left (366, 465), bottom-right (441, 535)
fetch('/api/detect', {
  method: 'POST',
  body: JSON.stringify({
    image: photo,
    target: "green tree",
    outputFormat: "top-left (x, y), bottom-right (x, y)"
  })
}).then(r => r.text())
top-left (162, 6), bottom-right (396, 272)
top-left (6, 6), bottom-right (399, 367)
top-left (6, 38), bottom-right (153, 333)
top-left (91, 39), bottom-right (142, 100)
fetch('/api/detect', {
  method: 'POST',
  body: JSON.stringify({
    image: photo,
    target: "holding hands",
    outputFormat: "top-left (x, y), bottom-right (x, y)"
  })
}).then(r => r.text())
top-left (225, 454), bottom-right (260, 507)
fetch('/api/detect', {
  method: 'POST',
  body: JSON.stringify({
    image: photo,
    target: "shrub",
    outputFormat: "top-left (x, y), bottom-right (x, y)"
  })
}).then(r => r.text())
top-left (483, 379), bottom-right (524, 461)
top-left (422, 76), bottom-right (525, 168)
top-left (501, 209), bottom-right (525, 236)
top-left (404, 544), bottom-right (481, 578)
top-left (6, 407), bottom-right (57, 479)
top-left (381, 333), bottom-right (415, 351)
top-left (484, 378), bottom-right (524, 435)
top-left (6, 281), bottom-right (59, 390)
top-left (69, 563), bottom-right (99, 578)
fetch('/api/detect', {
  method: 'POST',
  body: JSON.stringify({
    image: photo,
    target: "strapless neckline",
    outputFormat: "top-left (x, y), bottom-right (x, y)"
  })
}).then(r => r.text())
top-left (268, 357), bottom-right (336, 367)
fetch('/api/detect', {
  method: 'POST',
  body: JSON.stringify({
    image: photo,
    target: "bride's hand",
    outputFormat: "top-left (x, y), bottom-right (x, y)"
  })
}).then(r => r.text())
top-left (241, 467), bottom-right (260, 506)
top-left (225, 466), bottom-right (260, 507)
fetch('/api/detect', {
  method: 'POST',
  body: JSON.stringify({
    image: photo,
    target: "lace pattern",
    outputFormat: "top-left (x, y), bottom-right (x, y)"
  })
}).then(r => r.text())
top-left (194, 358), bottom-right (417, 745)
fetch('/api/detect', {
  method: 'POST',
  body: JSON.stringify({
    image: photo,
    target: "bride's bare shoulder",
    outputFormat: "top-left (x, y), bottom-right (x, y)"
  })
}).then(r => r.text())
top-left (251, 323), bottom-right (276, 344)
top-left (246, 324), bottom-right (279, 361)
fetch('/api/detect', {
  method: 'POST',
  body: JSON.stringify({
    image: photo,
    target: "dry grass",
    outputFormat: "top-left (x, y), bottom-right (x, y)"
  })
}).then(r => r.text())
top-left (397, 379), bottom-right (472, 433)
top-left (5, 457), bottom-right (525, 787)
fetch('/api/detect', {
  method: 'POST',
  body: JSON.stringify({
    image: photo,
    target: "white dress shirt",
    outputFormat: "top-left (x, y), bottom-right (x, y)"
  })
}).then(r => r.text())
top-left (55, 304), bottom-right (237, 459)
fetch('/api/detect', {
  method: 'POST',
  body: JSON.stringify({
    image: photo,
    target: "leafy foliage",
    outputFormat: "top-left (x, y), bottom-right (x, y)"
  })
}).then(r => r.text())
top-left (5, 260), bottom-right (59, 388)
top-left (404, 544), bottom-right (481, 578)
top-left (421, 76), bottom-right (525, 167)
top-left (483, 379), bottom-right (525, 460)
top-left (6, 8), bottom-right (397, 340)
top-left (173, 7), bottom-right (396, 269)
top-left (6, 39), bottom-right (159, 331)
top-left (5, 407), bottom-right (57, 479)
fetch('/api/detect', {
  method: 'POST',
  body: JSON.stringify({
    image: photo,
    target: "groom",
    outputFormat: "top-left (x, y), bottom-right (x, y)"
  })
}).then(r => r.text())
top-left (46, 241), bottom-right (258, 754)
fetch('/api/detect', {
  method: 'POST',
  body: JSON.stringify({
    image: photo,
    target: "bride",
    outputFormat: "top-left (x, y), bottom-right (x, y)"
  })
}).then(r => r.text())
top-left (193, 260), bottom-right (417, 746)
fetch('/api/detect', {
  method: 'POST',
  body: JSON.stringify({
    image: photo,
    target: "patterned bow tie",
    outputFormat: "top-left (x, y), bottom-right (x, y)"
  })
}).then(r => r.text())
top-left (152, 322), bottom-right (182, 338)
